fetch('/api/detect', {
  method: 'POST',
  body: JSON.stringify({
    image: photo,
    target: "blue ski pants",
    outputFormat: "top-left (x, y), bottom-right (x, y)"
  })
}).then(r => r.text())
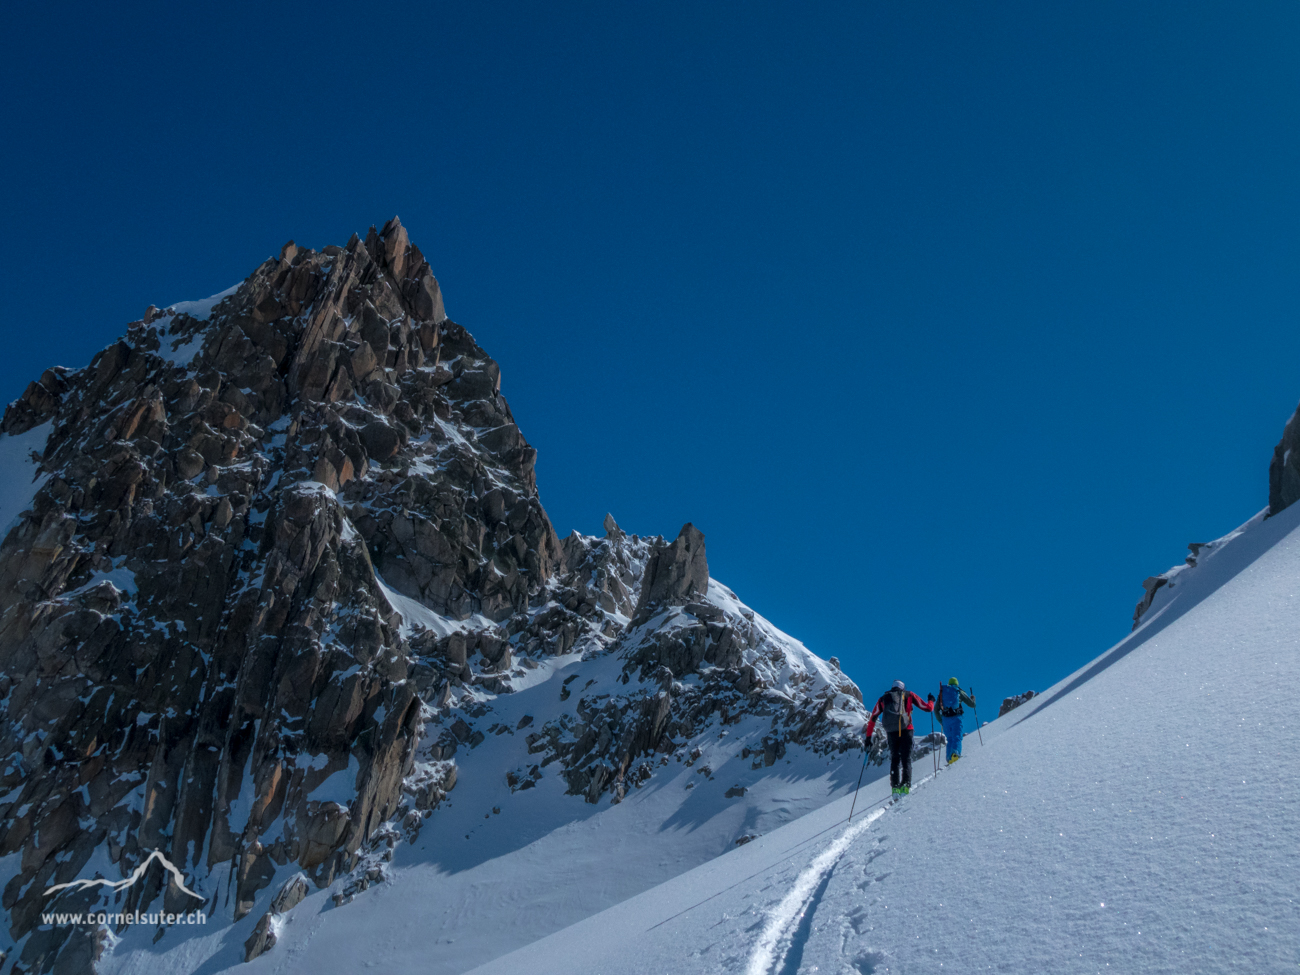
top-left (942, 714), bottom-right (963, 760)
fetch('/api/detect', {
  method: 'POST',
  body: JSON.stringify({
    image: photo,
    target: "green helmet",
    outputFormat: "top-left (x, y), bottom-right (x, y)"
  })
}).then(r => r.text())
top-left (948, 677), bottom-right (959, 686)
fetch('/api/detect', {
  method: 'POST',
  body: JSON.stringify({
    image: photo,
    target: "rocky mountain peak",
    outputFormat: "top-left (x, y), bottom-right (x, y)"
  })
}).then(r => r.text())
top-left (0, 221), bottom-right (865, 973)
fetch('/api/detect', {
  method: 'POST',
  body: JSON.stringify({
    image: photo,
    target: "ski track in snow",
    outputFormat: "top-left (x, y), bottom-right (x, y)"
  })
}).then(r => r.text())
top-left (745, 811), bottom-right (882, 975)
top-left (746, 771), bottom-right (936, 975)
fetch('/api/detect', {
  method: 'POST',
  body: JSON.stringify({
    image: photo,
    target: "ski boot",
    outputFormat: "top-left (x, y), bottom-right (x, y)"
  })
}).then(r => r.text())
top-left (947, 753), bottom-right (960, 765)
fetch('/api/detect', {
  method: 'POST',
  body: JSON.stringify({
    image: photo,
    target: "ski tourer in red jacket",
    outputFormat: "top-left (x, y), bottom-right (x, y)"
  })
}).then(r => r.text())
top-left (864, 680), bottom-right (935, 794)
top-left (864, 681), bottom-right (934, 738)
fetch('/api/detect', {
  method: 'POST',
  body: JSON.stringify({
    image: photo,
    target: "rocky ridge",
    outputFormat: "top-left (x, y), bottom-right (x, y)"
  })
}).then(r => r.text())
top-left (1132, 398), bottom-right (1300, 631)
top-left (1268, 398), bottom-right (1300, 518)
top-left (0, 221), bottom-right (865, 973)
top-left (998, 690), bottom-right (1037, 717)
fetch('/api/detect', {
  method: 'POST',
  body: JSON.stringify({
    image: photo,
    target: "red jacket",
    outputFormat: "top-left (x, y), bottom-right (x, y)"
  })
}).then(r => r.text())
top-left (864, 689), bottom-right (934, 738)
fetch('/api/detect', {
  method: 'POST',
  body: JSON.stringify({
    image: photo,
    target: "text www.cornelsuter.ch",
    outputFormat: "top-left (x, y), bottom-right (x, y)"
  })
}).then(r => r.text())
top-left (42, 910), bottom-right (207, 926)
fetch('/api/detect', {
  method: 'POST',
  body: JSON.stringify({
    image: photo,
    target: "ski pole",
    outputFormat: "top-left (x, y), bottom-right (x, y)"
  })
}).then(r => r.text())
top-left (848, 740), bottom-right (869, 822)
top-left (971, 686), bottom-right (984, 746)
top-left (937, 682), bottom-right (944, 769)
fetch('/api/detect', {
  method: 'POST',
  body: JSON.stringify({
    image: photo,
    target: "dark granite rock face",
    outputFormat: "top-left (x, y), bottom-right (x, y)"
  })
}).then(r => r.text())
top-left (508, 528), bottom-right (864, 809)
top-left (0, 219), bottom-right (866, 972)
top-left (1131, 574), bottom-right (1170, 630)
top-left (630, 523), bottom-right (709, 625)
top-left (1269, 401), bottom-right (1300, 517)
top-left (0, 218), bottom-right (562, 971)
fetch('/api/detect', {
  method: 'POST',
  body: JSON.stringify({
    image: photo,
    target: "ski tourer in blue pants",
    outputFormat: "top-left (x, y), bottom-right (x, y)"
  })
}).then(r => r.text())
top-left (938, 679), bottom-right (976, 765)
top-left (942, 714), bottom-right (963, 761)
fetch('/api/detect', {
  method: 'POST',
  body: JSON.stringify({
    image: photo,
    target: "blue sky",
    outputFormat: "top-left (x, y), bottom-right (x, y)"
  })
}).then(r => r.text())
top-left (3, 2), bottom-right (1298, 713)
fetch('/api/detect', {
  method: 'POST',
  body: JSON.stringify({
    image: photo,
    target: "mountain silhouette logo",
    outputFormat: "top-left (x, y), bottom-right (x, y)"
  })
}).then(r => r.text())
top-left (44, 850), bottom-right (204, 900)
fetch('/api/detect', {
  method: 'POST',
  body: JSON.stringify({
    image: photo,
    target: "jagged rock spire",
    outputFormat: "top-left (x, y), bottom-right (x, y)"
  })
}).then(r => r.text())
top-left (631, 523), bottom-right (708, 624)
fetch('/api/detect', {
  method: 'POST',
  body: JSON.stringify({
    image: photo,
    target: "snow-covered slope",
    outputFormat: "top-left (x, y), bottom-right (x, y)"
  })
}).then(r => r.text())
top-left (96, 576), bottom-right (871, 975)
top-left (1129, 507), bottom-right (1272, 631)
top-left (459, 499), bottom-right (1300, 975)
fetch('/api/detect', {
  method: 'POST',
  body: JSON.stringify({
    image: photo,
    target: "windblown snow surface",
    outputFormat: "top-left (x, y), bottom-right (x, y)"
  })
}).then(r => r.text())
top-left (453, 502), bottom-right (1300, 975)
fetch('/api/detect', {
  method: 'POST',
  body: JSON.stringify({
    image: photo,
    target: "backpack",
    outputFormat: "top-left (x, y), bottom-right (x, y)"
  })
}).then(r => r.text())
top-left (939, 684), bottom-right (963, 718)
top-left (879, 689), bottom-right (908, 733)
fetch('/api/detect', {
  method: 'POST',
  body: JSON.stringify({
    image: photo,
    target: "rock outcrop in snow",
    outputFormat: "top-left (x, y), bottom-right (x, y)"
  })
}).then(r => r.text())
top-left (0, 220), bottom-right (865, 973)
top-left (1268, 398), bottom-right (1300, 517)
top-left (1131, 400), bottom-right (1300, 631)
top-left (998, 690), bottom-right (1036, 716)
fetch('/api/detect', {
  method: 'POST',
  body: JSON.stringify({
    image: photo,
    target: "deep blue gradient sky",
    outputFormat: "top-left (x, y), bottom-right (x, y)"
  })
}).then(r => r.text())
top-left (4, 3), bottom-right (1299, 714)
